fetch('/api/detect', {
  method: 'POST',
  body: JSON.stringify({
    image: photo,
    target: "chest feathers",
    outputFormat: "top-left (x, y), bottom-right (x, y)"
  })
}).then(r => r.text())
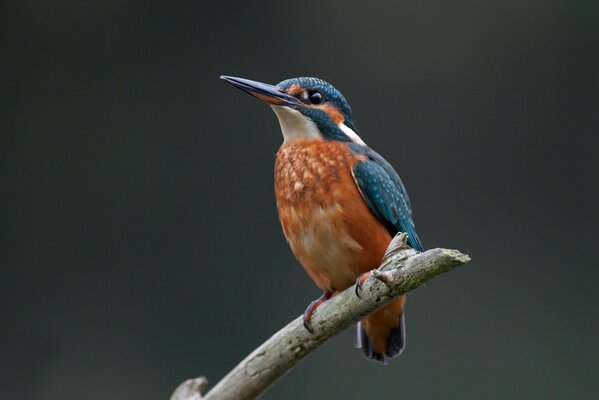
top-left (274, 139), bottom-right (391, 292)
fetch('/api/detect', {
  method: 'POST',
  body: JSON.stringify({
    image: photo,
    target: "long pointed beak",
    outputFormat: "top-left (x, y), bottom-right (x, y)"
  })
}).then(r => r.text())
top-left (220, 75), bottom-right (302, 107)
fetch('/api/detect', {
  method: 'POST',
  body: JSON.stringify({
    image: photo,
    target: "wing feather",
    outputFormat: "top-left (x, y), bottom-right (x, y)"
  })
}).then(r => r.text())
top-left (351, 146), bottom-right (423, 252)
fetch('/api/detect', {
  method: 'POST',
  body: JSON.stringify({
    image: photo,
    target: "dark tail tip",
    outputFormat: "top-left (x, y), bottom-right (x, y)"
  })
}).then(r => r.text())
top-left (354, 313), bottom-right (406, 364)
top-left (386, 313), bottom-right (406, 357)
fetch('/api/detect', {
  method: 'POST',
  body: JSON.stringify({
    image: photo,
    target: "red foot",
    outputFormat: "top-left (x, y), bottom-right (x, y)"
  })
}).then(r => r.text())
top-left (355, 271), bottom-right (371, 299)
top-left (303, 291), bottom-right (332, 333)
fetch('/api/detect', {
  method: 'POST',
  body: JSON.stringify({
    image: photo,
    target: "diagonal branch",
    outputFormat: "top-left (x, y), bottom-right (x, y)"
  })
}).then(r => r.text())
top-left (171, 233), bottom-right (470, 400)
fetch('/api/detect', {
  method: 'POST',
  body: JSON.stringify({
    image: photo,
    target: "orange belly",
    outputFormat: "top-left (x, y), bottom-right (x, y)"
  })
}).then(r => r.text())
top-left (274, 139), bottom-right (392, 293)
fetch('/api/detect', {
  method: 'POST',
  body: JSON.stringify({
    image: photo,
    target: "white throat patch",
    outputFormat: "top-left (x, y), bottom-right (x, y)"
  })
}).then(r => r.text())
top-left (271, 105), bottom-right (367, 146)
top-left (271, 106), bottom-right (321, 142)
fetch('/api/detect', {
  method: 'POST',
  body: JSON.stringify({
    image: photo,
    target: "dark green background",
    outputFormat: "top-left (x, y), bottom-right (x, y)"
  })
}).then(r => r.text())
top-left (2, 1), bottom-right (598, 399)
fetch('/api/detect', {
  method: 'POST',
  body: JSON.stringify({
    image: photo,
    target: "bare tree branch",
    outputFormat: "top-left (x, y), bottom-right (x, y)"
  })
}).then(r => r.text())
top-left (172, 233), bottom-right (470, 400)
top-left (171, 377), bottom-right (208, 400)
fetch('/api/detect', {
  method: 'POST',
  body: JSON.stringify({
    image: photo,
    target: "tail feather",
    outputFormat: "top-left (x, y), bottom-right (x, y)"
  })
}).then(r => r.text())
top-left (354, 296), bottom-right (406, 364)
top-left (386, 312), bottom-right (406, 357)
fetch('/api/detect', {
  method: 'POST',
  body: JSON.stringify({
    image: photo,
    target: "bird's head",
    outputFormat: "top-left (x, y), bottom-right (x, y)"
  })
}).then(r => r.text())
top-left (221, 75), bottom-right (364, 145)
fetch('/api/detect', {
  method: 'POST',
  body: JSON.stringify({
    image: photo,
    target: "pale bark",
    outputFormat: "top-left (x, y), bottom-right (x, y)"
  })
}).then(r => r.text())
top-left (171, 233), bottom-right (470, 400)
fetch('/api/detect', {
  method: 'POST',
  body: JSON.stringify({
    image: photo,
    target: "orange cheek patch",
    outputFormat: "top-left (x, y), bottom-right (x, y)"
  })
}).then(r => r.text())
top-left (318, 104), bottom-right (345, 125)
top-left (286, 84), bottom-right (303, 96)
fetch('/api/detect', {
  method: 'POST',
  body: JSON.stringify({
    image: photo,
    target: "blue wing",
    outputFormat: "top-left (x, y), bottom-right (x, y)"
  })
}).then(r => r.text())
top-left (350, 145), bottom-right (423, 252)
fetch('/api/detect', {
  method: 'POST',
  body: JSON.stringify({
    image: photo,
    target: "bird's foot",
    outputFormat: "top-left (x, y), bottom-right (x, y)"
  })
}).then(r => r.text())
top-left (303, 291), bottom-right (332, 333)
top-left (355, 271), bottom-right (372, 299)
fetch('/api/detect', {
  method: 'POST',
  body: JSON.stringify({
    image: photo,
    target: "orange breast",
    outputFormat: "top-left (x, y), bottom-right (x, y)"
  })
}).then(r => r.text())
top-left (274, 139), bottom-right (392, 293)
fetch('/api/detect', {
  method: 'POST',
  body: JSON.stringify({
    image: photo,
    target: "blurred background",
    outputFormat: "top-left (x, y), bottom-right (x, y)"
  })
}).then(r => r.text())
top-left (1, 1), bottom-right (598, 399)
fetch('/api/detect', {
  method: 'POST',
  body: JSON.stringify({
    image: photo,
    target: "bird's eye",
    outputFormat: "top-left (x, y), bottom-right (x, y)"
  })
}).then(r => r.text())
top-left (308, 91), bottom-right (323, 105)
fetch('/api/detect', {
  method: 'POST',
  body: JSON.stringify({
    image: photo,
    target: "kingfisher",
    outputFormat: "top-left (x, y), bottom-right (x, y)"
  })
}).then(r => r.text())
top-left (221, 75), bottom-right (424, 363)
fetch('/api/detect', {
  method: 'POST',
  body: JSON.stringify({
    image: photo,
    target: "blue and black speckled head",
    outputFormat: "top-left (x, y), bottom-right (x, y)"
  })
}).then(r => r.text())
top-left (277, 77), bottom-right (356, 131)
top-left (221, 75), bottom-right (365, 145)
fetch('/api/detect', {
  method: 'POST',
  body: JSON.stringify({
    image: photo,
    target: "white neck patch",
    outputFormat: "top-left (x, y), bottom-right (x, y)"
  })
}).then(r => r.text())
top-left (339, 122), bottom-right (366, 146)
top-left (271, 106), bottom-right (321, 142)
top-left (271, 105), bottom-right (367, 146)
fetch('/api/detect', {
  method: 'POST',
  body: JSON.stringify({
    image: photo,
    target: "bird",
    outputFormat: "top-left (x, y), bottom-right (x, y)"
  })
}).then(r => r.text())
top-left (221, 75), bottom-right (423, 363)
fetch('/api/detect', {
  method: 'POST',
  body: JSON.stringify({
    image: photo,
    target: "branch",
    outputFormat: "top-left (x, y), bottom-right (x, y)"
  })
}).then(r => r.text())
top-left (172, 233), bottom-right (470, 400)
